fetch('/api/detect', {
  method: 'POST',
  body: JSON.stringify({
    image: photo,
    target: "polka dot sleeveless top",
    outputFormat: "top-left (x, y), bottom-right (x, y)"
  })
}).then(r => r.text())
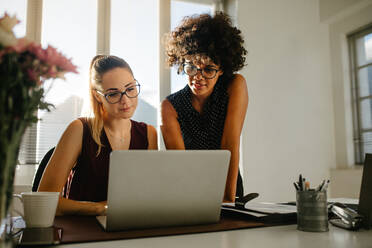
top-left (167, 82), bottom-right (228, 149)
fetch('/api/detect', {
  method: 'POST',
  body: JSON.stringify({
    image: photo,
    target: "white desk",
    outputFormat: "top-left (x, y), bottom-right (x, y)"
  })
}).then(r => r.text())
top-left (49, 224), bottom-right (372, 248)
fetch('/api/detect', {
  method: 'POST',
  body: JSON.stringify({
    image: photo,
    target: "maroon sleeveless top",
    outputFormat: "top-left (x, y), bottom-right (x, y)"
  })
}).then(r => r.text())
top-left (64, 117), bottom-right (148, 202)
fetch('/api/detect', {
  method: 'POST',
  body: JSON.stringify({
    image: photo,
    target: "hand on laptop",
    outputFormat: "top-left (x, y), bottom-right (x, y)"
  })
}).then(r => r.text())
top-left (54, 198), bottom-right (108, 216)
top-left (97, 201), bottom-right (107, 216)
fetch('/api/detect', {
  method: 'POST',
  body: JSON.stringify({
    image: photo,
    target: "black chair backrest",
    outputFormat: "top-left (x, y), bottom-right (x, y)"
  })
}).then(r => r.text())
top-left (32, 147), bottom-right (55, 192)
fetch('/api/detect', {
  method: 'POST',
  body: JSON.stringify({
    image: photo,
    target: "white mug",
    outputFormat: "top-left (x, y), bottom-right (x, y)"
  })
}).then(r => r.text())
top-left (13, 192), bottom-right (59, 228)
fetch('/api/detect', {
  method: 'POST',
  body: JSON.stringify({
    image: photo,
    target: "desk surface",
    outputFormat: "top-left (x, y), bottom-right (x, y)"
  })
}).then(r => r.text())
top-left (48, 224), bottom-right (372, 248)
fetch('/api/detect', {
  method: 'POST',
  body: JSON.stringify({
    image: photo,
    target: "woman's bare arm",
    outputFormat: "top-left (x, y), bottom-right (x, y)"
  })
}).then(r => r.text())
top-left (147, 124), bottom-right (158, 150)
top-left (38, 119), bottom-right (106, 216)
top-left (160, 99), bottom-right (185, 149)
top-left (221, 74), bottom-right (248, 202)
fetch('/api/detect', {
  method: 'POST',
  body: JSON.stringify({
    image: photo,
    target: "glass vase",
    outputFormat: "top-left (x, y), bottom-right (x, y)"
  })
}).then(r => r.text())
top-left (0, 125), bottom-right (27, 247)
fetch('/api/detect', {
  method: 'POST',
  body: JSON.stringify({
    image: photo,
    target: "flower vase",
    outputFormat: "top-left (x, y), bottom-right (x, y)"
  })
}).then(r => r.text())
top-left (0, 214), bottom-right (15, 247)
top-left (0, 124), bottom-right (27, 247)
top-left (0, 12), bottom-right (78, 246)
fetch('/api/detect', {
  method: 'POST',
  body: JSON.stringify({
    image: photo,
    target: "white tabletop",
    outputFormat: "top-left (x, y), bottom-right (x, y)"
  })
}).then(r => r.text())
top-left (48, 224), bottom-right (372, 248)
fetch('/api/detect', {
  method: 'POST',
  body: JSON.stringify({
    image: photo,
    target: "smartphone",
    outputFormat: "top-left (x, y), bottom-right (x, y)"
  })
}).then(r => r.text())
top-left (18, 227), bottom-right (63, 245)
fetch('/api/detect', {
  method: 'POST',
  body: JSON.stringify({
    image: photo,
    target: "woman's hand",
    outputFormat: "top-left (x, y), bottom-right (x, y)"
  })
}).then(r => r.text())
top-left (55, 198), bottom-right (108, 216)
top-left (97, 201), bottom-right (108, 216)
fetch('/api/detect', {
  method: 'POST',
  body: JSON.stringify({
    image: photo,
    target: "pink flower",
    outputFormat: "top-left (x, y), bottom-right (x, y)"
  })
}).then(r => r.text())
top-left (27, 43), bottom-right (46, 61)
top-left (43, 45), bottom-right (59, 65)
top-left (1, 11), bottom-right (78, 89)
top-left (10, 38), bottom-right (30, 53)
top-left (56, 56), bottom-right (78, 73)
top-left (47, 65), bottom-right (58, 78)
top-left (27, 68), bottom-right (38, 81)
top-left (44, 45), bottom-right (78, 74)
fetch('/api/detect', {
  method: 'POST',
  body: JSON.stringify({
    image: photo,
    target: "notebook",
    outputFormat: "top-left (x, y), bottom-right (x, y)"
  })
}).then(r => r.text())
top-left (96, 150), bottom-right (230, 231)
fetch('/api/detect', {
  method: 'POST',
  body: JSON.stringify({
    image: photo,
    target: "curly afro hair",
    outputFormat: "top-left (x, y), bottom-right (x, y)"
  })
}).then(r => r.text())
top-left (165, 12), bottom-right (247, 83)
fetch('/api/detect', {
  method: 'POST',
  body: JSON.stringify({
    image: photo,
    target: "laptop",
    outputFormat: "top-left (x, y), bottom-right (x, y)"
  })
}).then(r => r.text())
top-left (96, 150), bottom-right (230, 231)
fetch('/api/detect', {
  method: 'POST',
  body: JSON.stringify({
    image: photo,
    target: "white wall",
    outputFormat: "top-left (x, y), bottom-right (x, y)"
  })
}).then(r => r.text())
top-left (234, 0), bottom-right (372, 202)
top-left (328, 3), bottom-right (372, 167)
top-left (236, 0), bottom-right (335, 202)
top-left (327, 2), bottom-right (372, 197)
top-left (319, 0), bottom-right (367, 22)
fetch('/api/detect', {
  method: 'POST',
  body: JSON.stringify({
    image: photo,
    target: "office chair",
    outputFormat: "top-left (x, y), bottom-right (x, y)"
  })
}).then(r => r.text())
top-left (32, 147), bottom-right (55, 192)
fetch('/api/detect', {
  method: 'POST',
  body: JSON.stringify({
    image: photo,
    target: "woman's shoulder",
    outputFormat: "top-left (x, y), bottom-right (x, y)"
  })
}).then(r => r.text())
top-left (67, 119), bottom-right (84, 132)
top-left (227, 74), bottom-right (246, 88)
top-left (60, 119), bottom-right (84, 145)
top-left (227, 74), bottom-right (247, 95)
top-left (166, 85), bottom-right (189, 103)
top-left (161, 98), bottom-right (177, 118)
top-left (130, 120), bottom-right (155, 149)
top-left (164, 86), bottom-right (190, 115)
top-left (130, 119), bottom-right (147, 130)
top-left (130, 120), bottom-right (157, 138)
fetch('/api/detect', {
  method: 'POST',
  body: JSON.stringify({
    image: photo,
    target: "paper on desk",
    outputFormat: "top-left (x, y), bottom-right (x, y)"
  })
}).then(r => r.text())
top-left (221, 206), bottom-right (268, 217)
top-left (222, 202), bottom-right (235, 207)
top-left (328, 198), bottom-right (359, 205)
top-left (244, 202), bottom-right (297, 214)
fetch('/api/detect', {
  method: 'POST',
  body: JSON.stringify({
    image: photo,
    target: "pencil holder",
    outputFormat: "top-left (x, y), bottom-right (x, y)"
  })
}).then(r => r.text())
top-left (296, 190), bottom-right (328, 232)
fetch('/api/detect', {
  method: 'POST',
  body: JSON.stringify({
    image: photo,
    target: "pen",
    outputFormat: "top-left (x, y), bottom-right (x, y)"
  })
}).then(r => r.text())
top-left (305, 181), bottom-right (310, 191)
top-left (321, 179), bottom-right (330, 192)
top-left (316, 179), bottom-right (325, 191)
top-left (299, 174), bottom-right (303, 191)
top-left (302, 178), bottom-right (306, 191)
top-left (293, 182), bottom-right (299, 191)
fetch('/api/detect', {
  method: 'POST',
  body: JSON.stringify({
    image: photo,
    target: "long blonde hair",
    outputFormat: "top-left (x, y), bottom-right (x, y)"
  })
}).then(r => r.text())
top-left (88, 55), bottom-right (133, 156)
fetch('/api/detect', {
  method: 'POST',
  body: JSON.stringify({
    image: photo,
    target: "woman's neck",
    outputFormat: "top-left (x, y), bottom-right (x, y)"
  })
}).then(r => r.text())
top-left (103, 117), bottom-right (131, 136)
top-left (191, 93), bottom-right (210, 113)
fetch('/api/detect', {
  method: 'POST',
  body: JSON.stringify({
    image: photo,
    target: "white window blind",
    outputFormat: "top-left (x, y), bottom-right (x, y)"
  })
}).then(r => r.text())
top-left (36, 0), bottom-right (97, 162)
top-left (349, 26), bottom-right (372, 164)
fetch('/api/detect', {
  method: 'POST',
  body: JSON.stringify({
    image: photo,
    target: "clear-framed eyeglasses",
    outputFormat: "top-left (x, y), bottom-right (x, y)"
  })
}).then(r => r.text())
top-left (183, 63), bottom-right (219, 79)
top-left (96, 81), bottom-right (140, 104)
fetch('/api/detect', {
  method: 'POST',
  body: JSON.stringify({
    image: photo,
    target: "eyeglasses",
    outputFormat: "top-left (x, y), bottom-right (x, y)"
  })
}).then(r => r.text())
top-left (96, 81), bottom-right (140, 104)
top-left (183, 63), bottom-right (219, 79)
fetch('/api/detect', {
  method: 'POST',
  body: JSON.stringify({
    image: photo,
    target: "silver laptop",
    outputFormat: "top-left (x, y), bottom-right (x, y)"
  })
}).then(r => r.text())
top-left (96, 150), bottom-right (230, 231)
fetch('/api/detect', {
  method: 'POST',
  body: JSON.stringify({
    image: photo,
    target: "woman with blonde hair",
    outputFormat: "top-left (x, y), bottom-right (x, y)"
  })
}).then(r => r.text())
top-left (39, 55), bottom-right (157, 215)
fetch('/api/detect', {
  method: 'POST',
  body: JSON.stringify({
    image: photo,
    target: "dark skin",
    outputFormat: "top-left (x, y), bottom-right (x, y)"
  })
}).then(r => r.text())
top-left (161, 61), bottom-right (248, 202)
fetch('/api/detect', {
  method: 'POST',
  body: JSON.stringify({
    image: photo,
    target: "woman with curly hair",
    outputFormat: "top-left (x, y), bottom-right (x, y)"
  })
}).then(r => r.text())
top-left (161, 12), bottom-right (248, 202)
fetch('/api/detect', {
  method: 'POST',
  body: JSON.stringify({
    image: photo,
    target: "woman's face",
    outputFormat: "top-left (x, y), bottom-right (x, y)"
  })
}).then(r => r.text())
top-left (95, 67), bottom-right (138, 120)
top-left (186, 60), bottom-right (223, 98)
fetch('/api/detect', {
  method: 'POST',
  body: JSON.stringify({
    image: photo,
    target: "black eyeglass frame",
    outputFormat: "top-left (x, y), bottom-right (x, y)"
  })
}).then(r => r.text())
top-left (182, 63), bottom-right (220, 79)
top-left (96, 81), bottom-right (141, 104)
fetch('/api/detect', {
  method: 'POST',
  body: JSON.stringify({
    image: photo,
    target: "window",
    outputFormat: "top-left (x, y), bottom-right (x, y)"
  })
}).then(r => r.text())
top-left (37, 0), bottom-right (97, 162)
top-left (111, 0), bottom-right (158, 127)
top-left (13, 0), bottom-right (159, 165)
top-left (349, 25), bottom-right (372, 164)
top-left (12, 0), bottom-right (220, 166)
